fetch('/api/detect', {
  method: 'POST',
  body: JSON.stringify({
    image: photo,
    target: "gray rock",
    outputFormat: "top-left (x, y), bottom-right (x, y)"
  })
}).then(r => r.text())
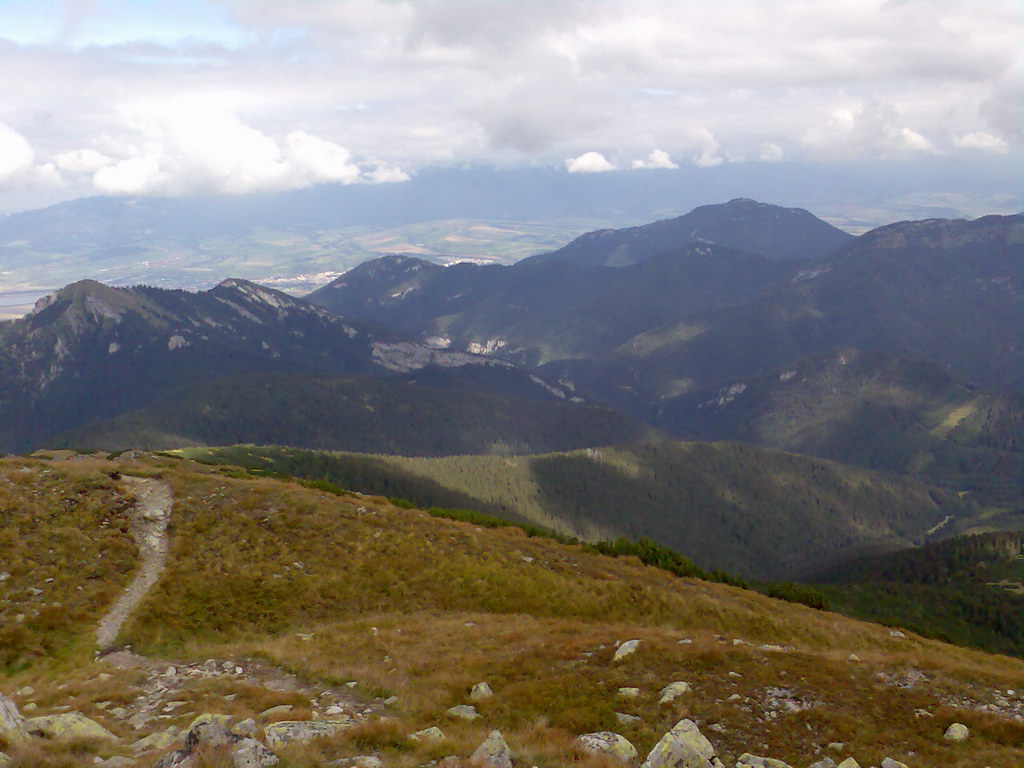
top-left (614, 639), bottom-right (641, 661)
top-left (806, 759), bottom-right (837, 768)
top-left (231, 737), bottom-right (280, 768)
top-left (328, 758), bottom-right (384, 768)
top-left (943, 722), bottom-right (969, 741)
top-left (659, 682), bottom-right (692, 704)
top-left (615, 712), bottom-right (641, 725)
top-left (617, 687), bottom-right (641, 698)
top-left (410, 726), bottom-right (446, 742)
top-left (736, 755), bottom-right (792, 768)
top-left (470, 729), bottom-right (513, 768)
top-left (184, 718), bottom-right (233, 751)
top-left (133, 727), bottom-right (181, 753)
top-left (263, 719), bottom-right (353, 748)
top-left (640, 718), bottom-right (716, 768)
top-left (577, 732), bottom-right (638, 763)
top-left (880, 759), bottom-right (908, 768)
top-left (15, 687), bottom-right (33, 698)
top-left (446, 704), bottom-right (480, 721)
top-left (0, 694), bottom-right (27, 745)
top-left (258, 705), bottom-right (294, 720)
top-left (835, 759), bottom-right (860, 768)
top-left (25, 713), bottom-right (117, 741)
top-left (470, 682), bottom-right (494, 702)
top-left (96, 758), bottom-right (136, 768)
top-left (231, 718), bottom-right (257, 737)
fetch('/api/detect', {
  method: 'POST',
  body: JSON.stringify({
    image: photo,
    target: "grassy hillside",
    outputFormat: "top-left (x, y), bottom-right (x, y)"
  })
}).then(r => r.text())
top-left (815, 532), bottom-right (1024, 658)
top-left (53, 371), bottom-right (657, 457)
top-left (2, 453), bottom-right (1023, 768)
top-left (173, 441), bottom-right (967, 580)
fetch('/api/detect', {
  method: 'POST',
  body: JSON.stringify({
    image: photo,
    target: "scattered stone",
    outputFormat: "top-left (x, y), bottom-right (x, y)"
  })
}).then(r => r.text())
top-left (736, 754), bottom-right (792, 767)
top-left (659, 682), bottom-right (692, 704)
top-left (383, 695), bottom-right (398, 706)
top-left (183, 717), bottom-right (233, 751)
top-left (96, 758), bottom-right (135, 768)
top-left (258, 704), bottom-right (294, 720)
top-left (325, 706), bottom-right (346, 716)
top-left (446, 704), bottom-right (480, 721)
top-left (25, 713), bottom-right (117, 741)
top-left (615, 712), bottom-right (640, 725)
top-left (943, 722), bottom-right (970, 741)
top-left (617, 687), bottom-right (641, 698)
top-left (826, 743), bottom-right (845, 752)
top-left (231, 718), bottom-right (257, 737)
top-left (21, 703), bottom-right (36, 713)
top-left (328, 758), bottom-right (384, 768)
top-left (836, 759), bottom-right (861, 768)
top-left (470, 682), bottom-right (494, 702)
top-left (678, 638), bottom-right (693, 645)
top-left (881, 759), bottom-right (908, 768)
top-left (577, 732), bottom-right (638, 763)
top-left (411, 726), bottom-right (446, 742)
top-left (15, 687), bottom-right (33, 697)
top-left (640, 718), bottom-right (716, 768)
top-left (614, 639), bottom-right (641, 661)
top-left (806, 760), bottom-right (837, 768)
top-left (232, 736), bottom-right (280, 768)
top-left (263, 719), bottom-right (353, 748)
top-left (889, 630), bottom-right (906, 639)
top-left (470, 729), bottom-right (513, 768)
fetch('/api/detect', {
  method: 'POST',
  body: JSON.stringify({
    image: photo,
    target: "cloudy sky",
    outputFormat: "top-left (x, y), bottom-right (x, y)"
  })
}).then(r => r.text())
top-left (0, 0), bottom-right (1020, 214)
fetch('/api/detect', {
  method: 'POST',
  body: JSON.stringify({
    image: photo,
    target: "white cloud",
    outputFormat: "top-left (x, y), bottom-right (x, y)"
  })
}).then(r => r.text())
top-left (54, 148), bottom-right (113, 174)
top-left (687, 128), bottom-right (724, 168)
top-left (86, 97), bottom-right (406, 195)
top-left (0, 123), bottom-right (34, 180)
top-left (758, 142), bottom-right (784, 162)
top-left (632, 149), bottom-right (678, 169)
top-left (565, 151), bottom-right (616, 173)
top-left (802, 100), bottom-right (935, 158)
top-left (954, 131), bottom-right (1010, 153)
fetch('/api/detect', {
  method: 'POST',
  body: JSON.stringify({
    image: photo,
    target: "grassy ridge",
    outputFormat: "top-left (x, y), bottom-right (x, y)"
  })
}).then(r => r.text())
top-left (172, 442), bottom-right (966, 580)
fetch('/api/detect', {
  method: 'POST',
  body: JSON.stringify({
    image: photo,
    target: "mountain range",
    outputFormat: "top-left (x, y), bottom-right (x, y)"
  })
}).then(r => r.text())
top-left (3, 197), bottom-right (1021, 588)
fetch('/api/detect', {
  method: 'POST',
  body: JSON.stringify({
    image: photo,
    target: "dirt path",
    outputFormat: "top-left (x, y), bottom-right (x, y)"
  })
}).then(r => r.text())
top-left (96, 476), bottom-right (172, 652)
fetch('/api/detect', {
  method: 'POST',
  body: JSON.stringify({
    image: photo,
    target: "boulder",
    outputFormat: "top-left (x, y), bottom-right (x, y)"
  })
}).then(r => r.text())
top-left (640, 718), bottom-right (716, 768)
top-left (232, 737), bottom-right (280, 768)
top-left (470, 682), bottom-right (494, 702)
top-left (446, 704), bottom-right (480, 721)
top-left (24, 713), bottom-right (117, 742)
top-left (835, 760), bottom-right (860, 768)
top-left (470, 729), bottom-right (513, 768)
top-left (615, 712), bottom-right (641, 725)
top-left (806, 760), bottom-right (837, 768)
top-left (410, 726), bottom-right (446, 742)
top-left (614, 640), bottom-right (642, 661)
top-left (943, 722), bottom-right (969, 741)
top-left (263, 719), bottom-right (353, 748)
top-left (618, 687), bottom-right (641, 698)
top-left (0, 694), bottom-right (28, 744)
top-left (880, 759), bottom-right (908, 768)
top-left (658, 682), bottom-right (692, 704)
top-left (577, 732), bottom-right (638, 763)
top-left (183, 718), bottom-right (233, 751)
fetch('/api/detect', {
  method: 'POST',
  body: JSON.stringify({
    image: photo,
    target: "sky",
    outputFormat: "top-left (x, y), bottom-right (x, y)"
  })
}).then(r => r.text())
top-left (0, 0), bottom-right (1020, 215)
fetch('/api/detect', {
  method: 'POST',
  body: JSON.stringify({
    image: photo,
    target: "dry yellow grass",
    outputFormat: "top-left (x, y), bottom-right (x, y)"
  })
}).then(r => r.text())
top-left (2, 453), bottom-right (1022, 766)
